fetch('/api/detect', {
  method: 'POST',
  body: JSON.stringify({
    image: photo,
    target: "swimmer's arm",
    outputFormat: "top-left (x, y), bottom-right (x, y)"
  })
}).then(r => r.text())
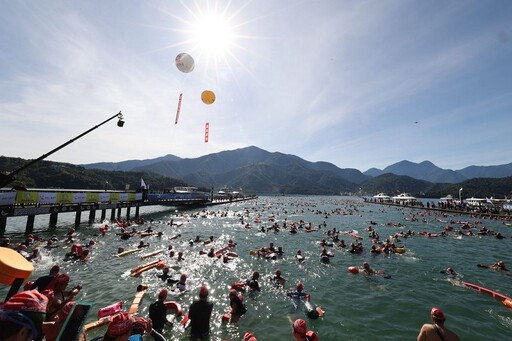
top-left (417, 324), bottom-right (428, 341)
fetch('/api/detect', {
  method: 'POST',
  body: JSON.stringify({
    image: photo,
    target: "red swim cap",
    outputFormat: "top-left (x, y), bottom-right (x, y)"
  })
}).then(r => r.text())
top-left (297, 282), bottom-right (304, 292)
top-left (132, 317), bottom-right (147, 334)
top-left (276, 269), bottom-right (281, 276)
top-left (106, 312), bottom-right (133, 337)
top-left (158, 288), bottom-right (168, 300)
top-left (56, 274), bottom-right (70, 285)
top-left (253, 271), bottom-right (259, 279)
top-left (199, 285), bottom-right (209, 298)
top-left (431, 307), bottom-right (445, 322)
top-left (229, 289), bottom-right (238, 297)
top-left (498, 261), bottom-right (505, 267)
top-left (244, 331), bottom-right (257, 341)
top-left (293, 318), bottom-right (307, 335)
top-left (3, 290), bottom-right (48, 314)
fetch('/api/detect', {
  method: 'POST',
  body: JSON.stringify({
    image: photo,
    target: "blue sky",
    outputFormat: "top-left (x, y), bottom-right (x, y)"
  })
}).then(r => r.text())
top-left (1, 0), bottom-right (511, 173)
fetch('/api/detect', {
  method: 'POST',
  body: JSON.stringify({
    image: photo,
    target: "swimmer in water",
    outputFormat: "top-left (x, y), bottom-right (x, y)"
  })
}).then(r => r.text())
top-left (270, 269), bottom-right (286, 288)
top-left (417, 307), bottom-right (460, 341)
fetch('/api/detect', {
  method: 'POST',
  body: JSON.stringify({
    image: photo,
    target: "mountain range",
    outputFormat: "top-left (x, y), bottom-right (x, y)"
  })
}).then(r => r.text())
top-left (81, 146), bottom-right (512, 196)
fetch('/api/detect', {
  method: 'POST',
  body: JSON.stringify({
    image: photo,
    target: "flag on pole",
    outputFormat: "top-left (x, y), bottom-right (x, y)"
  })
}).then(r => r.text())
top-left (141, 178), bottom-right (147, 189)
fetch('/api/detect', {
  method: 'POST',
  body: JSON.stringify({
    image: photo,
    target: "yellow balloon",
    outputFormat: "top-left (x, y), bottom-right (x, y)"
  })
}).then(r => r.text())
top-left (201, 90), bottom-right (216, 105)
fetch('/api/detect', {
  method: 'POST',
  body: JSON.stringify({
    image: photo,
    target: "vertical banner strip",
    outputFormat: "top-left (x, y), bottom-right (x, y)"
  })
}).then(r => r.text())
top-left (175, 93), bottom-right (183, 124)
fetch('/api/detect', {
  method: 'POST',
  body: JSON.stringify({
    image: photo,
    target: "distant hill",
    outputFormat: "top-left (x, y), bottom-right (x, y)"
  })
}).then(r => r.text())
top-left (84, 146), bottom-right (368, 194)
top-left (83, 154), bottom-right (182, 171)
top-left (457, 163), bottom-right (512, 179)
top-left (364, 160), bottom-right (512, 183)
top-left (360, 173), bottom-right (512, 199)
top-left (0, 156), bottom-right (187, 191)
top-left (3, 146), bottom-right (512, 196)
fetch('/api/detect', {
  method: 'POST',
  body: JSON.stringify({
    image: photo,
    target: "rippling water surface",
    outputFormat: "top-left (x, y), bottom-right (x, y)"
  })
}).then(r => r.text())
top-left (1, 196), bottom-right (511, 340)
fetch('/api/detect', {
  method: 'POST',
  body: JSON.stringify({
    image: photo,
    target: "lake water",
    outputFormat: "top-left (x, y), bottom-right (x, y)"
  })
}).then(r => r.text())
top-left (1, 196), bottom-right (511, 340)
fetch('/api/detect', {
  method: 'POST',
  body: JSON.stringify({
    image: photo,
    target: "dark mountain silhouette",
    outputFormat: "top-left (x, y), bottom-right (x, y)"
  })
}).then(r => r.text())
top-left (84, 154), bottom-right (182, 171)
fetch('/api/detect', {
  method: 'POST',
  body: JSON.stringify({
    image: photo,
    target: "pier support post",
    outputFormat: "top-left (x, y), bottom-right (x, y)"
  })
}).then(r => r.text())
top-left (49, 212), bottom-right (58, 226)
top-left (126, 207), bottom-right (131, 219)
top-left (74, 210), bottom-right (82, 227)
top-left (88, 209), bottom-right (96, 224)
top-left (0, 216), bottom-right (6, 237)
top-left (110, 209), bottom-right (116, 221)
top-left (100, 209), bottom-right (106, 221)
top-left (135, 205), bottom-right (140, 218)
top-left (26, 215), bottom-right (35, 235)
top-left (117, 207), bottom-right (122, 218)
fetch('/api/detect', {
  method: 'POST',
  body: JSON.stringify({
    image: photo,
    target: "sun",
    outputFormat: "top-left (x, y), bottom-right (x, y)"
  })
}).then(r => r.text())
top-left (190, 12), bottom-right (235, 61)
top-left (161, 0), bottom-right (261, 80)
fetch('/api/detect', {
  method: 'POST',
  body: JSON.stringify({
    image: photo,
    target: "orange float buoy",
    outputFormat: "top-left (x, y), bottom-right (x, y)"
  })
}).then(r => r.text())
top-left (348, 266), bottom-right (359, 274)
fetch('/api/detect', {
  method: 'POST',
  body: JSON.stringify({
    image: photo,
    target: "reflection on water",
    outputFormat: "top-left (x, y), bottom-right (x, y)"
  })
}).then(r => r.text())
top-left (1, 196), bottom-right (511, 340)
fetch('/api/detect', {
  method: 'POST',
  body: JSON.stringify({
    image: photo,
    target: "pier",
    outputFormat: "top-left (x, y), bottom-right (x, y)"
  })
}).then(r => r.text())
top-left (0, 189), bottom-right (256, 236)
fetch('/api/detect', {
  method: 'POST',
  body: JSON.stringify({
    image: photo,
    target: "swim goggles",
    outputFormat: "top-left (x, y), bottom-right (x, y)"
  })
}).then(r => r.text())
top-left (0, 310), bottom-right (39, 339)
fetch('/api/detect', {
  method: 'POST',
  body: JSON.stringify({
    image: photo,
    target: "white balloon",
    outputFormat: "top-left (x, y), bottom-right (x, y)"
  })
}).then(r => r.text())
top-left (175, 53), bottom-right (195, 73)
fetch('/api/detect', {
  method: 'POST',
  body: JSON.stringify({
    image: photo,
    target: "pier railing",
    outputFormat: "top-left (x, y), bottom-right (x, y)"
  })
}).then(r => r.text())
top-left (0, 189), bottom-right (257, 236)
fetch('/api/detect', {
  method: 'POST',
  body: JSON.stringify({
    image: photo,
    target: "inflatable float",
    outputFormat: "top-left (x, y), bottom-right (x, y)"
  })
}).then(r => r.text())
top-left (140, 249), bottom-right (164, 259)
top-left (130, 261), bottom-right (165, 277)
top-left (84, 313), bottom-right (118, 332)
top-left (130, 260), bottom-right (160, 274)
top-left (128, 284), bottom-right (148, 314)
top-left (348, 266), bottom-right (359, 274)
top-left (0, 247), bottom-right (34, 286)
top-left (116, 248), bottom-right (141, 257)
top-left (98, 301), bottom-right (122, 319)
top-left (347, 232), bottom-right (362, 239)
top-left (164, 300), bottom-right (183, 316)
top-left (463, 281), bottom-right (512, 308)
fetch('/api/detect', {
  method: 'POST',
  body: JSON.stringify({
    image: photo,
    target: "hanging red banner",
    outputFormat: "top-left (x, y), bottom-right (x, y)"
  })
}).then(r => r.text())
top-left (175, 93), bottom-right (183, 124)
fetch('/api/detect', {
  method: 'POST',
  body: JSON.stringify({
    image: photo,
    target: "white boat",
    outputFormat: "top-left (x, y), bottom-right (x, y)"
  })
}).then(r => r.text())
top-left (392, 193), bottom-right (417, 204)
top-left (439, 194), bottom-right (454, 203)
top-left (373, 193), bottom-right (391, 202)
top-left (465, 197), bottom-right (486, 207)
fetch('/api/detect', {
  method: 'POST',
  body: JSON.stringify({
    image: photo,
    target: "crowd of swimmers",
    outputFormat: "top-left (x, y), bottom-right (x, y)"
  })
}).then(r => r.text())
top-left (1, 199), bottom-right (511, 340)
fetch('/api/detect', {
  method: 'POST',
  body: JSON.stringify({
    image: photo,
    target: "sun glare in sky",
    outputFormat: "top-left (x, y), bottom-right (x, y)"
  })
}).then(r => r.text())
top-left (190, 12), bottom-right (235, 61)
top-left (167, 0), bottom-right (258, 80)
